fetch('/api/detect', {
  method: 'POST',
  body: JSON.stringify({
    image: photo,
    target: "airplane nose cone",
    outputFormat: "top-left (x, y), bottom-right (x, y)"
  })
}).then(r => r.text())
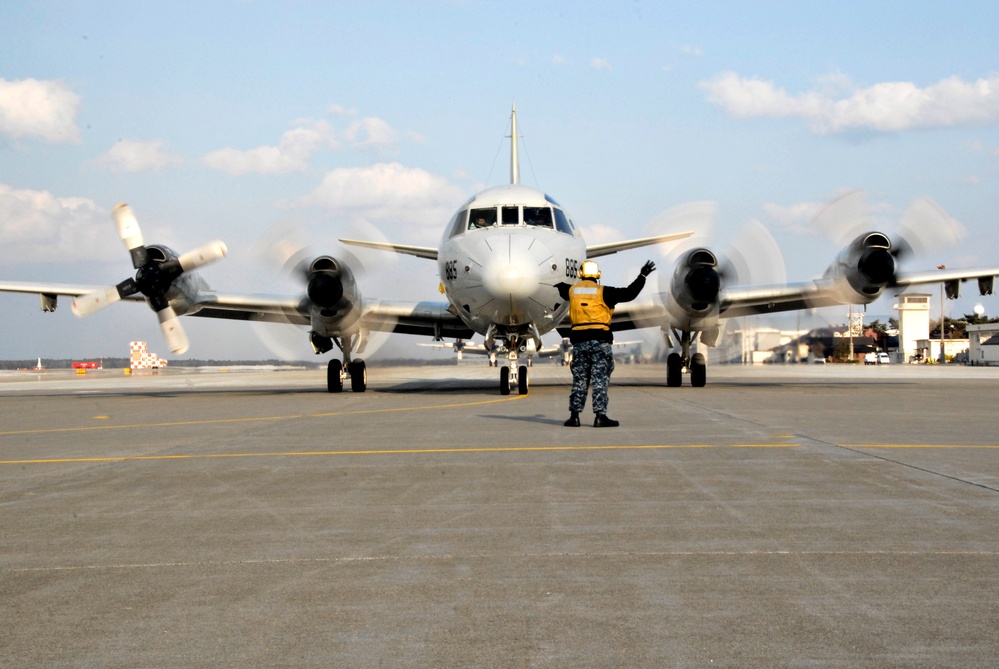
top-left (482, 255), bottom-right (541, 299)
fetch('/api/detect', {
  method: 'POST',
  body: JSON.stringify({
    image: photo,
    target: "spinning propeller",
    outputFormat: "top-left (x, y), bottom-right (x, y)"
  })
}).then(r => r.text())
top-left (647, 201), bottom-right (788, 299)
top-left (251, 220), bottom-right (399, 361)
top-left (812, 189), bottom-right (965, 275)
top-left (71, 204), bottom-right (227, 355)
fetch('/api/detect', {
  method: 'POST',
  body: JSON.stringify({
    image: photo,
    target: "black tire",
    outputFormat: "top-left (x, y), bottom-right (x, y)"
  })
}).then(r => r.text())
top-left (518, 365), bottom-right (529, 395)
top-left (348, 359), bottom-right (367, 392)
top-left (690, 352), bottom-right (706, 388)
top-left (500, 366), bottom-right (511, 395)
top-left (666, 353), bottom-right (683, 387)
top-left (327, 359), bottom-right (343, 393)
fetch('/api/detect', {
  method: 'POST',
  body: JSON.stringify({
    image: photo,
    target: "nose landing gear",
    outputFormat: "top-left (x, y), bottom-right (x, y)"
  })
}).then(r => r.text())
top-left (500, 364), bottom-right (529, 395)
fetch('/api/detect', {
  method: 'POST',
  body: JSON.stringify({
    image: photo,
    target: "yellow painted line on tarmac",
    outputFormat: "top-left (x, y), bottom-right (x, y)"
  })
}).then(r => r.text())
top-left (2, 442), bottom-right (718, 465)
top-left (8, 441), bottom-right (997, 466)
top-left (0, 394), bottom-right (527, 439)
top-left (307, 395), bottom-right (528, 418)
top-left (848, 444), bottom-right (999, 449)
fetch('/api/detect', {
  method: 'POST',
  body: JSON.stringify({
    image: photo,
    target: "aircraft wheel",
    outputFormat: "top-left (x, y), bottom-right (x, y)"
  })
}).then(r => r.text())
top-left (500, 366), bottom-right (511, 395)
top-left (666, 353), bottom-right (683, 387)
top-left (518, 365), bottom-right (529, 395)
top-left (690, 352), bottom-right (706, 388)
top-left (348, 359), bottom-right (367, 392)
top-left (327, 359), bottom-right (344, 393)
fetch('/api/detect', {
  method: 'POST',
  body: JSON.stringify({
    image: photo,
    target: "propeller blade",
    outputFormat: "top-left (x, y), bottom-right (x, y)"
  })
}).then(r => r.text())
top-left (178, 240), bottom-right (228, 272)
top-left (112, 203), bottom-right (149, 268)
top-left (810, 189), bottom-right (870, 249)
top-left (156, 305), bottom-right (190, 355)
top-left (722, 219), bottom-right (787, 287)
top-left (896, 197), bottom-right (965, 259)
top-left (72, 286), bottom-right (123, 317)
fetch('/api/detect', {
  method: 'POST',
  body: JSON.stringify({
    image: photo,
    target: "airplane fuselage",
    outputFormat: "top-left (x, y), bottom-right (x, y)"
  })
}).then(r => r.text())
top-left (437, 184), bottom-right (585, 349)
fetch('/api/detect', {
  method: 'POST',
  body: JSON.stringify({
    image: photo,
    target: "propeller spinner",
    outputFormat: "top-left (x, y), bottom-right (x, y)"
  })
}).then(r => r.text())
top-left (72, 204), bottom-right (227, 355)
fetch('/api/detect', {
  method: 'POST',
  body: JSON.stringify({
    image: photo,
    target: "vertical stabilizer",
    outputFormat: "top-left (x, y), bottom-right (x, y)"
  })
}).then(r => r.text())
top-left (509, 104), bottom-right (520, 185)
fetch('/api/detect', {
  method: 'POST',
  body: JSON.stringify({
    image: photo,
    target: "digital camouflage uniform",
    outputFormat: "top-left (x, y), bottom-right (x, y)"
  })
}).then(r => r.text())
top-left (568, 340), bottom-right (615, 414)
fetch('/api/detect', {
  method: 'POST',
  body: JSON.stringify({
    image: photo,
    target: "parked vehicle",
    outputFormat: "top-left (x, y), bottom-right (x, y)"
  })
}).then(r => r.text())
top-left (865, 352), bottom-right (891, 365)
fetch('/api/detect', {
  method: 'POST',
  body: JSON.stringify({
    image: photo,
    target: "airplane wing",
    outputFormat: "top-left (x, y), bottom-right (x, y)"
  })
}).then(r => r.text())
top-left (418, 340), bottom-right (492, 355)
top-left (0, 281), bottom-right (473, 339)
top-left (717, 265), bottom-right (999, 319)
top-left (894, 267), bottom-right (999, 293)
top-left (338, 239), bottom-right (438, 260)
top-left (337, 231), bottom-right (696, 262)
top-left (603, 263), bottom-right (999, 331)
top-left (0, 281), bottom-right (123, 299)
top-left (189, 294), bottom-right (474, 338)
top-left (586, 231), bottom-right (693, 259)
top-left (601, 301), bottom-right (667, 332)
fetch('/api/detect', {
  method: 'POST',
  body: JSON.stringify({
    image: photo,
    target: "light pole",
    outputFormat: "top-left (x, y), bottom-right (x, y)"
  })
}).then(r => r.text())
top-left (938, 265), bottom-right (946, 364)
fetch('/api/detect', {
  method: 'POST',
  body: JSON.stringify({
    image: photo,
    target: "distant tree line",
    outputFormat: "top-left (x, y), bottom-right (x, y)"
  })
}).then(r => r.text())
top-left (0, 357), bottom-right (458, 370)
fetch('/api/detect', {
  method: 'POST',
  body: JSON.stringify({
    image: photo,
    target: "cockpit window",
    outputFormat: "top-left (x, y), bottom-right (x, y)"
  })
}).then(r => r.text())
top-left (446, 210), bottom-right (466, 239)
top-left (553, 208), bottom-right (574, 235)
top-left (523, 207), bottom-right (553, 228)
top-left (501, 206), bottom-right (519, 225)
top-left (468, 207), bottom-right (497, 230)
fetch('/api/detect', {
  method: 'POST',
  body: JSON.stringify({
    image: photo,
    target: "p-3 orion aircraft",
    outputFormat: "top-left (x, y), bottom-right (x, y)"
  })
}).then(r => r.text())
top-left (0, 106), bottom-right (690, 394)
top-left (2, 106), bottom-right (998, 391)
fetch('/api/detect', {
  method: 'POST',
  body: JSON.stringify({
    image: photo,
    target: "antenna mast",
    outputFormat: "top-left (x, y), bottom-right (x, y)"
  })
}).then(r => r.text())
top-left (508, 103), bottom-right (520, 185)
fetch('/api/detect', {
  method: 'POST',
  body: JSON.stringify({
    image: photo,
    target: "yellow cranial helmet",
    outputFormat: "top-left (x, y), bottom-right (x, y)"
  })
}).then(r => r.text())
top-left (579, 260), bottom-right (601, 279)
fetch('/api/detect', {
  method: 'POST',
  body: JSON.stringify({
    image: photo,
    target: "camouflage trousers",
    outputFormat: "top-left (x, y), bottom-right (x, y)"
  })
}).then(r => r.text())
top-left (569, 340), bottom-right (615, 414)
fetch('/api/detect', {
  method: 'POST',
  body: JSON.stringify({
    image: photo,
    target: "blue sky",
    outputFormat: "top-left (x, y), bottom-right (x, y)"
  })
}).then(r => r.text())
top-left (2, 1), bottom-right (998, 361)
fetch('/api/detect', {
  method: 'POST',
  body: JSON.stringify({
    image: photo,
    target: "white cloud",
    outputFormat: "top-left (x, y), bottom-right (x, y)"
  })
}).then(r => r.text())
top-left (0, 184), bottom-right (115, 264)
top-left (578, 223), bottom-right (624, 245)
top-left (590, 57), bottom-right (612, 71)
top-left (699, 71), bottom-right (999, 134)
top-left (295, 163), bottom-right (467, 242)
top-left (0, 78), bottom-right (81, 143)
top-left (679, 45), bottom-right (703, 57)
top-left (328, 103), bottom-right (358, 116)
top-left (344, 117), bottom-right (400, 150)
top-left (762, 200), bottom-right (825, 234)
top-left (201, 120), bottom-right (338, 175)
top-left (96, 139), bottom-right (183, 173)
top-left (201, 114), bottom-right (409, 174)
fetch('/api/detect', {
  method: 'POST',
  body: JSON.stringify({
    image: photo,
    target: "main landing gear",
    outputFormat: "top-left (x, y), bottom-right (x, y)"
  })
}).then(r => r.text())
top-left (665, 329), bottom-right (707, 388)
top-left (316, 331), bottom-right (367, 393)
top-left (327, 358), bottom-right (367, 393)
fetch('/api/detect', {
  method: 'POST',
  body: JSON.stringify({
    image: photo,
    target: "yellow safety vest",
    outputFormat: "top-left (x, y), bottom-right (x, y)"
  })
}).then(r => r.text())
top-left (569, 280), bottom-right (612, 330)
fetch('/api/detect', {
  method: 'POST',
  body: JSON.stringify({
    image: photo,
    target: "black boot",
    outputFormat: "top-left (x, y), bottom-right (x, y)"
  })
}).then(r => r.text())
top-left (593, 414), bottom-right (619, 428)
top-left (564, 411), bottom-right (580, 427)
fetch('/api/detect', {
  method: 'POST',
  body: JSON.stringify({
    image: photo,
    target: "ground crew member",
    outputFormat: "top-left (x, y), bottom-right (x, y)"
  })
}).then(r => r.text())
top-left (555, 259), bottom-right (656, 427)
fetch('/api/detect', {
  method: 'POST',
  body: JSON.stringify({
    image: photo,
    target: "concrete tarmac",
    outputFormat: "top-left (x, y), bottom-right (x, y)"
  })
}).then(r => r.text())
top-left (2, 362), bottom-right (998, 667)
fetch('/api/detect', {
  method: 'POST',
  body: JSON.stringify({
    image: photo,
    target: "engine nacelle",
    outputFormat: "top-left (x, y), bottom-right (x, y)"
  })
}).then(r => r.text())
top-left (306, 256), bottom-right (363, 335)
top-left (142, 244), bottom-right (200, 315)
top-left (670, 248), bottom-right (722, 313)
top-left (658, 247), bottom-right (725, 336)
top-left (822, 232), bottom-right (896, 305)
